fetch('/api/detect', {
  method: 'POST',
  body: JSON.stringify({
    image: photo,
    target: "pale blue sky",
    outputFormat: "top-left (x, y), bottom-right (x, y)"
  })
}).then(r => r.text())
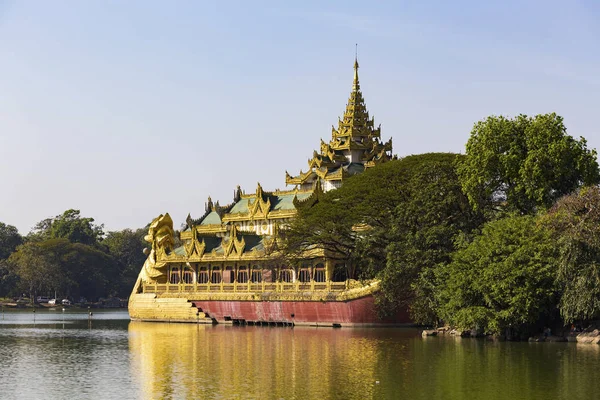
top-left (1, 0), bottom-right (599, 234)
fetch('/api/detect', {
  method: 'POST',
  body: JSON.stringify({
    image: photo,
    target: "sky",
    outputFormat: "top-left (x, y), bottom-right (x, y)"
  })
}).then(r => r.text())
top-left (1, 0), bottom-right (599, 234)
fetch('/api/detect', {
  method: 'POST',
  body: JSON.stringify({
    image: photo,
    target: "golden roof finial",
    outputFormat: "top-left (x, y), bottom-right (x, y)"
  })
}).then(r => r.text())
top-left (353, 43), bottom-right (359, 91)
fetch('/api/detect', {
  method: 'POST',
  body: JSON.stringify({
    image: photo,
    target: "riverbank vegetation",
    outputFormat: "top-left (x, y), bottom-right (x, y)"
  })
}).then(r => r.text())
top-left (282, 112), bottom-right (600, 338)
top-left (0, 210), bottom-right (147, 302)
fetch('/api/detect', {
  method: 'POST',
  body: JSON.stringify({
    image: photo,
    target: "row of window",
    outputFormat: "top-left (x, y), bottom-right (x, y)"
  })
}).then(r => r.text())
top-left (169, 265), bottom-right (327, 285)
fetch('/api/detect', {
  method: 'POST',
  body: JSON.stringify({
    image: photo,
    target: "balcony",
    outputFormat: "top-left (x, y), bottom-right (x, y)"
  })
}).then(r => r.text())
top-left (142, 280), bottom-right (349, 294)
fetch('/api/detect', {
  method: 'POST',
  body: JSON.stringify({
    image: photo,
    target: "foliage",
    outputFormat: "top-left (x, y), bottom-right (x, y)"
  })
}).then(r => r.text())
top-left (281, 156), bottom-right (407, 277)
top-left (8, 238), bottom-right (119, 300)
top-left (0, 260), bottom-right (20, 298)
top-left (282, 153), bottom-right (483, 322)
top-left (0, 222), bottom-right (22, 260)
top-left (103, 228), bottom-right (148, 297)
top-left (542, 186), bottom-right (600, 323)
top-left (0, 212), bottom-right (148, 300)
top-left (377, 154), bottom-right (484, 323)
top-left (436, 215), bottom-right (558, 335)
top-left (29, 209), bottom-right (104, 246)
top-left (0, 211), bottom-right (150, 300)
top-left (457, 113), bottom-right (600, 215)
top-left (8, 239), bottom-right (67, 299)
top-left (0, 222), bottom-right (23, 297)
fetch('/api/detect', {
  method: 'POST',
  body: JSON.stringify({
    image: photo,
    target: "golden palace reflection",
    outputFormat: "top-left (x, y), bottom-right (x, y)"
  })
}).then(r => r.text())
top-left (3, 312), bottom-right (598, 400)
top-left (128, 322), bottom-right (414, 400)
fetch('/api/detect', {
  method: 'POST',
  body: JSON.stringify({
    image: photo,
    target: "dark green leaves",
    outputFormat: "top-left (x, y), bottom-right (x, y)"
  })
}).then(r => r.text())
top-left (0, 222), bottom-right (22, 261)
top-left (458, 113), bottom-right (600, 215)
top-left (282, 153), bottom-right (483, 323)
top-left (0, 210), bottom-right (146, 300)
top-left (543, 186), bottom-right (600, 322)
top-left (30, 209), bottom-right (104, 246)
top-left (436, 216), bottom-right (558, 335)
top-left (8, 239), bottom-right (119, 300)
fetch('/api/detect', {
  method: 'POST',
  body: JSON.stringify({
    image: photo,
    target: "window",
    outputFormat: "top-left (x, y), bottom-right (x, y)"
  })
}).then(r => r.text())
top-left (280, 269), bottom-right (293, 283)
top-left (169, 267), bottom-right (181, 284)
top-left (198, 267), bottom-right (209, 284)
top-left (251, 268), bottom-right (262, 283)
top-left (299, 268), bottom-right (311, 283)
top-left (223, 266), bottom-right (234, 284)
top-left (211, 266), bottom-right (221, 284)
top-left (237, 267), bottom-right (248, 283)
top-left (314, 263), bottom-right (326, 282)
top-left (182, 267), bottom-right (194, 284)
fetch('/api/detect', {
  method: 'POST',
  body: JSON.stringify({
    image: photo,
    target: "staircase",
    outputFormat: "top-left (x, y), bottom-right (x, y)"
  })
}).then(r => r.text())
top-left (129, 293), bottom-right (213, 323)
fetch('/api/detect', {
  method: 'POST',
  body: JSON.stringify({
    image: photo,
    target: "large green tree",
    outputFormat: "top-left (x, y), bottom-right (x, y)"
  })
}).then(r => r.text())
top-left (103, 228), bottom-right (148, 297)
top-left (282, 153), bottom-right (483, 322)
top-left (457, 113), bottom-right (599, 215)
top-left (8, 238), bottom-right (118, 301)
top-left (0, 222), bottom-right (23, 297)
top-left (379, 154), bottom-right (484, 323)
top-left (436, 215), bottom-right (558, 336)
top-left (281, 155), bottom-right (408, 279)
top-left (29, 209), bottom-right (104, 246)
top-left (8, 239), bottom-right (66, 299)
top-left (542, 186), bottom-right (600, 323)
top-left (0, 222), bottom-right (22, 260)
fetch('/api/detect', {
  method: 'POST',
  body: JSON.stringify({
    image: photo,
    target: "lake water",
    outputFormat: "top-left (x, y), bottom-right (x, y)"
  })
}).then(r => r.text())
top-left (0, 309), bottom-right (598, 399)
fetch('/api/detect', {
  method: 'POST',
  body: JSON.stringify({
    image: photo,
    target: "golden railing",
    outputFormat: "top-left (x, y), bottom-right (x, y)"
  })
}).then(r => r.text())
top-left (142, 280), bottom-right (348, 294)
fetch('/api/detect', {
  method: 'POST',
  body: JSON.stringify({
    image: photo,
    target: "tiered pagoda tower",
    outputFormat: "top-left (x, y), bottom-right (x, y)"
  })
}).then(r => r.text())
top-left (285, 58), bottom-right (393, 191)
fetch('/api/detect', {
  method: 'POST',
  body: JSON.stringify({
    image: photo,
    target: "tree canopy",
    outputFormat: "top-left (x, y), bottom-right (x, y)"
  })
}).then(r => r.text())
top-left (457, 113), bottom-right (600, 215)
top-left (0, 222), bottom-right (23, 297)
top-left (377, 154), bottom-right (484, 322)
top-left (282, 153), bottom-right (484, 322)
top-left (0, 222), bottom-right (22, 260)
top-left (103, 228), bottom-right (148, 297)
top-left (280, 154), bottom-right (407, 279)
top-left (542, 186), bottom-right (600, 323)
top-left (0, 211), bottom-right (143, 301)
top-left (8, 238), bottom-right (119, 300)
top-left (436, 215), bottom-right (558, 336)
top-left (30, 209), bottom-right (104, 246)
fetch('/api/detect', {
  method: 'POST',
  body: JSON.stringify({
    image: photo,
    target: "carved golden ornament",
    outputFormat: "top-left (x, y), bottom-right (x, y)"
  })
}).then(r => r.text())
top-left (184, 239), bottom-right (194, 255)
top-left (139, 213), bottom-right (175, 283)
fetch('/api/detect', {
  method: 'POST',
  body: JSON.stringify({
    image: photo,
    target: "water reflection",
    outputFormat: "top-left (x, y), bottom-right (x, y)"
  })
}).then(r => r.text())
top-left (1, 310), bottom-right (599, 400)
top-left (128, 322), bottom-right (419, 399)
top-left (129, 323), bottom-right (600, 400)
top-left (0, 310), bottom-right (135, 399)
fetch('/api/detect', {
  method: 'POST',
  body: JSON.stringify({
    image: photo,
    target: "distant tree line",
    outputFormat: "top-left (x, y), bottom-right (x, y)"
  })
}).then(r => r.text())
top-left (0, 209), bottom-right (148, 302)
top-left (282, 112), bottom-right (600, 338)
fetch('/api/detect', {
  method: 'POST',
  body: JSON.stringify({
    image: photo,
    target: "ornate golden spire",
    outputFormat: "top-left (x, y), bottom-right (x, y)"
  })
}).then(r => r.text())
top-left (285, 55), bottom-right (393, 188)
top-left (353, 52), bottom-right (360, 91)
top-left (336, 54), bottom-right (374, 140)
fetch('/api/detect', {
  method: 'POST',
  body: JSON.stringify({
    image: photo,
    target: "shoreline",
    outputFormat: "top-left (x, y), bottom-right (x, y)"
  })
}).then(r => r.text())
top-left (422, 326), bottom-right (600, 344)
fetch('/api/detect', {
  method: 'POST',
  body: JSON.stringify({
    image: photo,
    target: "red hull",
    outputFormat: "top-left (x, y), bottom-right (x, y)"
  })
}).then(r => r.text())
top-left (192, 295), bottom-right (410, 326)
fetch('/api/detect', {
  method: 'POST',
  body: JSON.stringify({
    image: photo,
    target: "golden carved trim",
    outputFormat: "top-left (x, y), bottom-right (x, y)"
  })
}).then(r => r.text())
top-left (194, 224), bottom-right (227, 234)
top-left (141, 280), bottom-right (381, 302)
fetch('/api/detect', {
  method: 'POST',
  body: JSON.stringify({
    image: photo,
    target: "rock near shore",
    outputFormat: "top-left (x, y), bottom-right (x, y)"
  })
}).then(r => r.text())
top-left (575, 329), bottom-right (600, 344)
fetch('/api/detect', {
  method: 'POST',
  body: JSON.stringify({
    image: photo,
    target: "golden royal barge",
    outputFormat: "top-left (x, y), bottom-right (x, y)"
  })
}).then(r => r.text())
top-left (128, 59), bottom-right (409, 326)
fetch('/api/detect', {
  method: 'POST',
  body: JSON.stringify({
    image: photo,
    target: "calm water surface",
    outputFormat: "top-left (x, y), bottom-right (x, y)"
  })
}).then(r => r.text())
top-left (0, 309), bottom-right (598, 399)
